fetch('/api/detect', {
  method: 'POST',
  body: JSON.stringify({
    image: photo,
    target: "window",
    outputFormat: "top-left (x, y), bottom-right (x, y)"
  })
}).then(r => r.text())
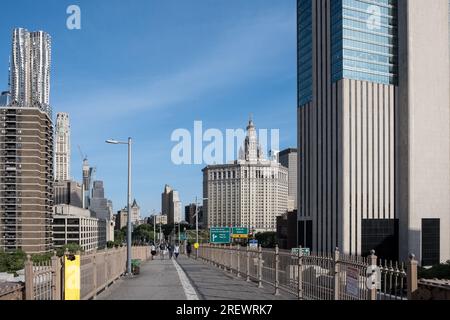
top-left (362, 219), bottom-right (398, 261)
top-left (422, 219), bottom-right (440, 266)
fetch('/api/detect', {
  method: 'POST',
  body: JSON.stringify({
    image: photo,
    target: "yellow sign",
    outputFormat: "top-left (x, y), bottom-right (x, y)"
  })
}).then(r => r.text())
top-left (64, 255), bottom-right (80, 300)
top-left (194, 243), bottom-right (200, 250)
top-left (231, 234), bottom-right (249, 239)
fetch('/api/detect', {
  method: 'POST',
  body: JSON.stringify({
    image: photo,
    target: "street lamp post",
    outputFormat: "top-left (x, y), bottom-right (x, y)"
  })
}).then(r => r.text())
top-left (153, 211), bottom-right (156, 245)
top-left (106, 138), bottom-right (132, 276)
top-left (194, 197), bottom-right (207, 259)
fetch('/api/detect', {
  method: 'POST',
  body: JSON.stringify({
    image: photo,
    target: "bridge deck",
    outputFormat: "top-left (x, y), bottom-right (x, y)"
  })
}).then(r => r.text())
top-left (96, 255), bottom-right (296, 300)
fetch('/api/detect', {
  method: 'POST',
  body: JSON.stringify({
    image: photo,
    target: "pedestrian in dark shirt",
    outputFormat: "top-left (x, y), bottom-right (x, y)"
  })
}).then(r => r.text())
top-left (186, 242), bottom-right (192, 258)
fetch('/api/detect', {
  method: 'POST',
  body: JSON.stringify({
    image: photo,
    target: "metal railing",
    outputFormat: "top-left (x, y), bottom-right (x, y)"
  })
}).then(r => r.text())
top-left (24, 246), bottom-right (151, 300)
top-left (197, 244), bottom-right (414, 300)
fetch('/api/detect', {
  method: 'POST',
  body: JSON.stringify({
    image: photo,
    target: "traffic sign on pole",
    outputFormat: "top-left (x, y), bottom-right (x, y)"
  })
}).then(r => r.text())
top-left (231, 227), bottom-right (249, 239)
top-left (210, 227), bottom-right (231, 244)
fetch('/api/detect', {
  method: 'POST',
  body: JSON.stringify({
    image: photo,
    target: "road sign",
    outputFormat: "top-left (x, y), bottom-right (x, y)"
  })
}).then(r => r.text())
top-left (180, 232), bottom-right (187, 241)
top-left (231, 227), bottom-right (249, 239)
top-left (291, 248), bottom-right (311, 256)
top-left (346, 267), bottom-right (359, 298)
top-left (194, 243), bottom-right (199, 250)
top-left (249, 239), bottom-right (258, 249)
top-left (210, 227), bottom-right (231, 244)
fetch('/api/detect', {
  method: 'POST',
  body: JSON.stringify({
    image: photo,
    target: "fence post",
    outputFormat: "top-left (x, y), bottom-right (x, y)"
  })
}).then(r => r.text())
top-left (407, 254), bottom-right (418, 300)
top-left (92, 250), bottom-right (97, 299)
top-left (237, 244), bottom-right (241, 278)
top-left (229, 244), bottom-right (233, 274)
top-left (367, 250), bottom-right (378, 300)
top-left (246, 245), bottom-right (250, 282)
top-left (51, 251), bottom-right (61, 300)
top-left (334, 248), bottom-right (340, 300)
top-left (258, 245), bottom-right (263, 288)
top-left (297, 247), bottom-right (303, 300)
top-left (25, 255), bottom-right (34, 300)
top-left (274, 245), bottom-right (280, 296)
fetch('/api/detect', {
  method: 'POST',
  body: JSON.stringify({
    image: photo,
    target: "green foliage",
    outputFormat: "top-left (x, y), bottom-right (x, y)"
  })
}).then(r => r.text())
top-left (55, 243), bottom-right (83, 257)
top-left (114, 228), bottom-right (126, 244)
top-left (255, 232), bottom-right (278, 248)
top-left (31, 253), bottom-right (52, 264)
top-left (0, 250), bottom-right (26, 274)
top-left (162, 224), bottom-right (175, 237)
top-left (107, 241), bottom-right (115, 249)
top-left (132, 224), bottom-right (155, 244)
top-left (419, 260), bottom-right (450, 280)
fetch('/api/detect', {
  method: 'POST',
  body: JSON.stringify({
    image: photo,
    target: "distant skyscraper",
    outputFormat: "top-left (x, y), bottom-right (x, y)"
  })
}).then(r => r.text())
top-left (55, 113), bottom-right (70, 181)
top-left (297, 0), bottom-right (450, 264)
top-left (0, 91), bottom-right (10, 106)
top-left (203, 118), bottom-right (288, 232)
top-left (161, 185), bottom-right (181, 224)
top-left (82, 158), bottom-right (94, 208)
top-left (279, 148), bottom-right (298, 211)
top-left (54, 180), bottom-right (83, 208)
top-left (130, 199), bottom-right (141, 225)
top-left (10, 28), bottom-right (51, 114)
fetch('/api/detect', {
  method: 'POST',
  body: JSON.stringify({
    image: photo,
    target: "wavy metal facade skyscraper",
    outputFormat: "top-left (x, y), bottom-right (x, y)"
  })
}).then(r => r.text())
top-left (10, 28), bottom-right (51, 115)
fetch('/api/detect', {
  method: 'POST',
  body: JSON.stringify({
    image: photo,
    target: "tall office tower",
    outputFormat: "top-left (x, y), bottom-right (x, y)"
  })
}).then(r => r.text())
top-left (89, 180), bottom-right (112, 242)
top-left (54, 180), bottom-right (83, 207)
top-left (0, 28), bottom-right (54, 254)
top-left (161, 184), bottom-right (172, 219)
top-left (203, 119), bottom-right (289, 232)
top-left (82, 158), bottom-right (94, 208)
top-left (130, 199), bottom-right (141, 225)
top-left (279, 148), bottom-right (298, 211)
top-left (10, 28), bottom-right (51, 114)
top-left (0, 91), bottom-right (10, 106)
top-left (90, 181), bottom-right (108, 218)
top-left (0, 108), bottom-right (53, 254)
top-left (54, 113), bottom-right (70, 181)
top-left (297, 0), bottom-right (450, 264)
top-left (185, 203), bottom-right (197, 225)
top-left (161, 185), bottom-right (181, 225)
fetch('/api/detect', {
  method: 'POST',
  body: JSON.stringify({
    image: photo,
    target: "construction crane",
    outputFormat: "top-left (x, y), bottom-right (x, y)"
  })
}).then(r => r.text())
top-left (78, 145), bottom-right (87, 161)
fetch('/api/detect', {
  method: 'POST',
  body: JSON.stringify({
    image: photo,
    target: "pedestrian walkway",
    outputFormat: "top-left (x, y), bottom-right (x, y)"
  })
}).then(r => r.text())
top-left (97, 255), bottom-right (296, 300)
top-left (97, 258), bottom-right (186, 300)
top-left (177, 257), bottom-right (296, 300)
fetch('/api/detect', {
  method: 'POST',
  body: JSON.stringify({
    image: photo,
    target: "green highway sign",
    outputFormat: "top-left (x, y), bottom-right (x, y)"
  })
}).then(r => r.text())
top-left (291, 248), bottom-right (311, 256)
top-left (210, 227), bottom-right (231, 244)
top-left (231, 227), bottom-right (249, 239)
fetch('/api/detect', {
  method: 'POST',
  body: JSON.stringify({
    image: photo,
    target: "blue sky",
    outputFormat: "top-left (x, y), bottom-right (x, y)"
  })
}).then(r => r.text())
top-left (0, 0), bottom-right (297, 217)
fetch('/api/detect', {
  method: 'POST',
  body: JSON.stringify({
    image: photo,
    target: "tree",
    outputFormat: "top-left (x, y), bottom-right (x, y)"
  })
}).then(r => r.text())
top-left (0, 250), bottom-right (26, 274)
top-left (55, 243), bottom-right (83, 257)
top-left (419, 260), bottom-right (450, 280)
top-left (132, 224), bottom-right (155, 244)
top-left (255, 232), bottom-right (278, 248)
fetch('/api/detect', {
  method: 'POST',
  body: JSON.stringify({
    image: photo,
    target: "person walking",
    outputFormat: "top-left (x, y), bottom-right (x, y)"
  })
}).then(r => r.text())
top-left (159, 242), bottom-right (166, 260)
top-left (150, 243), bottom-right (157, 260)
top-left (174, 244), bottom-right (180, 260)
top-left (168, 243), bottom-right (174, 259)
top-left (186, 242), bottom-right (192, 259)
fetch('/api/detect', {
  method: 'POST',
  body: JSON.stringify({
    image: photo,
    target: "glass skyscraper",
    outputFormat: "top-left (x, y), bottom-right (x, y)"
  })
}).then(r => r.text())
top-left (331, 0), bottom-right (397, 84)
top-left (298, 0), bottom-right (398, 106)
